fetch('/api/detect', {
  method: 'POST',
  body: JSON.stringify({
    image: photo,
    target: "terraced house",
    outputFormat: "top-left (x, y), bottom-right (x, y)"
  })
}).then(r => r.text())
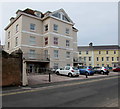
top-left (78, 44), bottom-right (120, 68)
top-left (4, 8), bottom-right (79, 74)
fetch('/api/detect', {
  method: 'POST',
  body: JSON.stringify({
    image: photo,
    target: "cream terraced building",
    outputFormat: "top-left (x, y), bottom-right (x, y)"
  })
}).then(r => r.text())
top-left (4, 8), bottom-right (79, 74)
top-left (78, 44), bottom-right (120, 68)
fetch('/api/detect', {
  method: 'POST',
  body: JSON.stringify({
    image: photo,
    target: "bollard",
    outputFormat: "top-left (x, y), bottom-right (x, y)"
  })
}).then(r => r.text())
top-left (49, 73), bottom-right (51, 82)
top-left (86, 73), bottom-right (88, 78)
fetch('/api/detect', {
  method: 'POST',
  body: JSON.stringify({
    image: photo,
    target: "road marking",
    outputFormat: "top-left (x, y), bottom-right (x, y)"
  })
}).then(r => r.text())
top-left (1, 75), bottom-right (119, 96)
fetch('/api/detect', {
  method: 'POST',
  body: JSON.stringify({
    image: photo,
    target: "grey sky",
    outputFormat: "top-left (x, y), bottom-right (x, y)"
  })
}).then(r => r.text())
top-left (1, 2), bottom-right (118, 46)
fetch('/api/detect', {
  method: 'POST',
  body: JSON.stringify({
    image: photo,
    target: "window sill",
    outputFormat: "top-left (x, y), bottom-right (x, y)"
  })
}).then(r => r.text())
top-left (30, 30), bottom-right (36, 32)
top-left (53, 30), bottom-right (58, 33)
top-left (44, 31), bottom-right (49, 34)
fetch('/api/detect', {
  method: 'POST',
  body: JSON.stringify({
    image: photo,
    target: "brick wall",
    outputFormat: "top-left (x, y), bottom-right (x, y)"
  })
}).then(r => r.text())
top-left (1, 50), bottom-right (22, 86)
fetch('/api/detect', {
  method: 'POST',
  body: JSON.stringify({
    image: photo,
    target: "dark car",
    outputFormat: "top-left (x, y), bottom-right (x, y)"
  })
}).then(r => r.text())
top-left (93, 67), bottom-right (109, 75)
top-left (78, 66), bottom-right (94, 75)
top-left (113, 67), bottom-right (120, 72)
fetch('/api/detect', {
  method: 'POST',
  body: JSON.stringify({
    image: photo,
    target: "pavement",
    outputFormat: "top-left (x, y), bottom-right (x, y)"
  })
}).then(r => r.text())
top-left (27, 71), bottom-right (119, 85)
top-left (2, 72), bottom-right (118, 91)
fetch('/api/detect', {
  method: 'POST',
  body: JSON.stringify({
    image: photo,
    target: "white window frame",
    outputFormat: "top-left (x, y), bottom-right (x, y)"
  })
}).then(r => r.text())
top-left (54, 50), bottom-right (58, 58)
top-left (86, 51), bottom-right (89, 54)
top-left (16, 24), bottom-right (19, 33)
top-left (89, 57), bottom-right (91, 61)
top-left (30, 36), bottom-right (36, 45)
top-left (84, 57), bottom-right (86, 61)
top-left (79, 51), bottom-right (81, 55)
top-left (66, 28), bottom-right (69, 34)
top-left (7, 42), bottom-right (10, 50)
top-left (45, 37), bottom-right (48, 45)
top-left (15, 37), bottom-right (18, 46)
top-left (66, 40), bottom-right (70, 47)
top-left (106, 57), bottom-right (109, 61)
top-left (29, 50), bottom-right (35, 58)
top-left (44, 24), bottom-right (48, 32)
top-left (30, 23), bottom-right (36, 31)
top-left (66, 52), bottom-right (70, 58)
top-left (112, 57), bottom-right (114, 61)
top-left (54, 37), bottom-right (58, 45)
top-left (97, 57), bottom-right (99, 61)
top-left (8, 31), bottom-right (10, 39)
top-left (53, 24), bottom-right (58, 31)
top-left (54, 63), bottom-right (59, 69)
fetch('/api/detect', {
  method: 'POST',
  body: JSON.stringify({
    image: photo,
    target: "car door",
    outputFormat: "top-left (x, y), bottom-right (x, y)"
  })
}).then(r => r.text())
top-left (64, 66), bottom-right (70, 75)
top-left (60, 67), bottom-right (65, 75)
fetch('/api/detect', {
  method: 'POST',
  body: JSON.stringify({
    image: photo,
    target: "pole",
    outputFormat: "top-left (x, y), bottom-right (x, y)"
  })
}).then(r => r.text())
top-left (49, 73), bottom-right (51, 82)
top-left (86, 73), bottom-right (88, 78)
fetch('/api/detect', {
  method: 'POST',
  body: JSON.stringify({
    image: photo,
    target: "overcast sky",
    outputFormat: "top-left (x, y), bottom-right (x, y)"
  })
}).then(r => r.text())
top-left (0, 2), bottom-right (118, 46)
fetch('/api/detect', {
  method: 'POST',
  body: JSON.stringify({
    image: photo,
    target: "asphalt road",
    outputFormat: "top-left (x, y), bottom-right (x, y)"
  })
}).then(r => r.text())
top-left (2, 75), bottom-right (119, 108)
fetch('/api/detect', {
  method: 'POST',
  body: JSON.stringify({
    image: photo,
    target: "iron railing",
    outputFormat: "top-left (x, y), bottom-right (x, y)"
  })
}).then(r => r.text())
top-left (23, 53), bottom-right (50, 62)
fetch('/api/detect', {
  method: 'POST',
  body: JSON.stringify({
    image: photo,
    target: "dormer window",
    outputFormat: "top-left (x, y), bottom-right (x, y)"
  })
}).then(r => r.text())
top-left (52, 12), bottom-right (61, 19)
top-left (62, 15), bottom-right (69, 22)
top-left (52, 12), bottom-right (70, 22)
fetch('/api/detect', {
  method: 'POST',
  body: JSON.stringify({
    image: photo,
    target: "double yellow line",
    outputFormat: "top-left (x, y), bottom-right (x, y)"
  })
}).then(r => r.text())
top-left (1, 75), bottom-right (119, 96)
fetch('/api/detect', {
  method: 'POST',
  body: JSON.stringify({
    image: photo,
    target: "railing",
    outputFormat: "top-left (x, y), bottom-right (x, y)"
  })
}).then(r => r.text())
top-left (23, 53), bottom-right (50, 62)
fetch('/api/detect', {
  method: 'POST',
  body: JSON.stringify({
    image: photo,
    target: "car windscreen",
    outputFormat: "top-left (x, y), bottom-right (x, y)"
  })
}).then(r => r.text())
top-left (73, 67), bottom-right (78, 70)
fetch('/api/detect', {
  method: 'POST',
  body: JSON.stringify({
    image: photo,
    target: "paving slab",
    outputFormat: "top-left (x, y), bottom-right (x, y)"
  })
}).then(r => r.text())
top-left (27, 72), bottom-right (118, 86)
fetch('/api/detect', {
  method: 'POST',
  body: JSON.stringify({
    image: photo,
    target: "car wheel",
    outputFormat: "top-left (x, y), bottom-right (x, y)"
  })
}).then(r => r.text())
top-left (101, 71), bottom-right (104, 75)
top-left (68, 73), bottom-right (72, 77)
top-left (56, 71), bottom-right (59, 75)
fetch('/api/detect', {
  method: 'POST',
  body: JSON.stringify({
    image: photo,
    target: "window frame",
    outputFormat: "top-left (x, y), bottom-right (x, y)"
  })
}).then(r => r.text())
top-left (8, 31), bottom-right (10, 39)
top-left (7, 42), bottom-right (10, 50)
top-left (66, 28), bottom-right (69, 34)
top-left (16, 24), bottom-right (19, 33)
top-left (44, 24), bottom-right (48, 32)
top-left (106, 57), bottom-right (109, 61)
top-left (30, 36), bottom-right (36, 45)
top-left (106, 51), bottom-right (109, 54)
top-left (30, 23), bottom-right (36, 31)
top-left (66, 51), bottom-right (70, 58)
top-left (54, 50), bottom-right (59, 58)
top-left (102, 57), bottom-right (104, 61)
top-left (86, 51), bottom-right (89, 55)
top-left (29, 50), bottom-right (35, 58)
top-left (53, 24), bottom-right (58, 31)
top-left (15, 37), bottom-right (18, 46)
top-left (53, 37), bottom-right (58, 45)
top-left (66, 40), bottom-right (70, 47)
top-left (112, 57), bottom-right (114, 61)
top-left (89, 57), bottom-right (91, 61)
top-left (45, 37), bottom-right (48, 45)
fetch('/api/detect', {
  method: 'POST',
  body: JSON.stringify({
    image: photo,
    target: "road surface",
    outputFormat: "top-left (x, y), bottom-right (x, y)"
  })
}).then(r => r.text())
top-left (2, 74), bottom-right (119, 108)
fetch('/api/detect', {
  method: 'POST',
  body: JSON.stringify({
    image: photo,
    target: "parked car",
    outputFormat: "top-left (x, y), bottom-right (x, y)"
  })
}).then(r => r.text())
top-left (113, 67), bottom-right (120, 72)
top-left (93, 67), bottom-right (109, 75)
top-left (78, 66), bottom-right (94, 75)
top-left (55, 66), bottom-right (79, 77)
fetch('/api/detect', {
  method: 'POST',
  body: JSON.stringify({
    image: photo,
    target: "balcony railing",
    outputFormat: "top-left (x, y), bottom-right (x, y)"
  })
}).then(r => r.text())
top-left (23, 53), bottom-right (50, 62)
